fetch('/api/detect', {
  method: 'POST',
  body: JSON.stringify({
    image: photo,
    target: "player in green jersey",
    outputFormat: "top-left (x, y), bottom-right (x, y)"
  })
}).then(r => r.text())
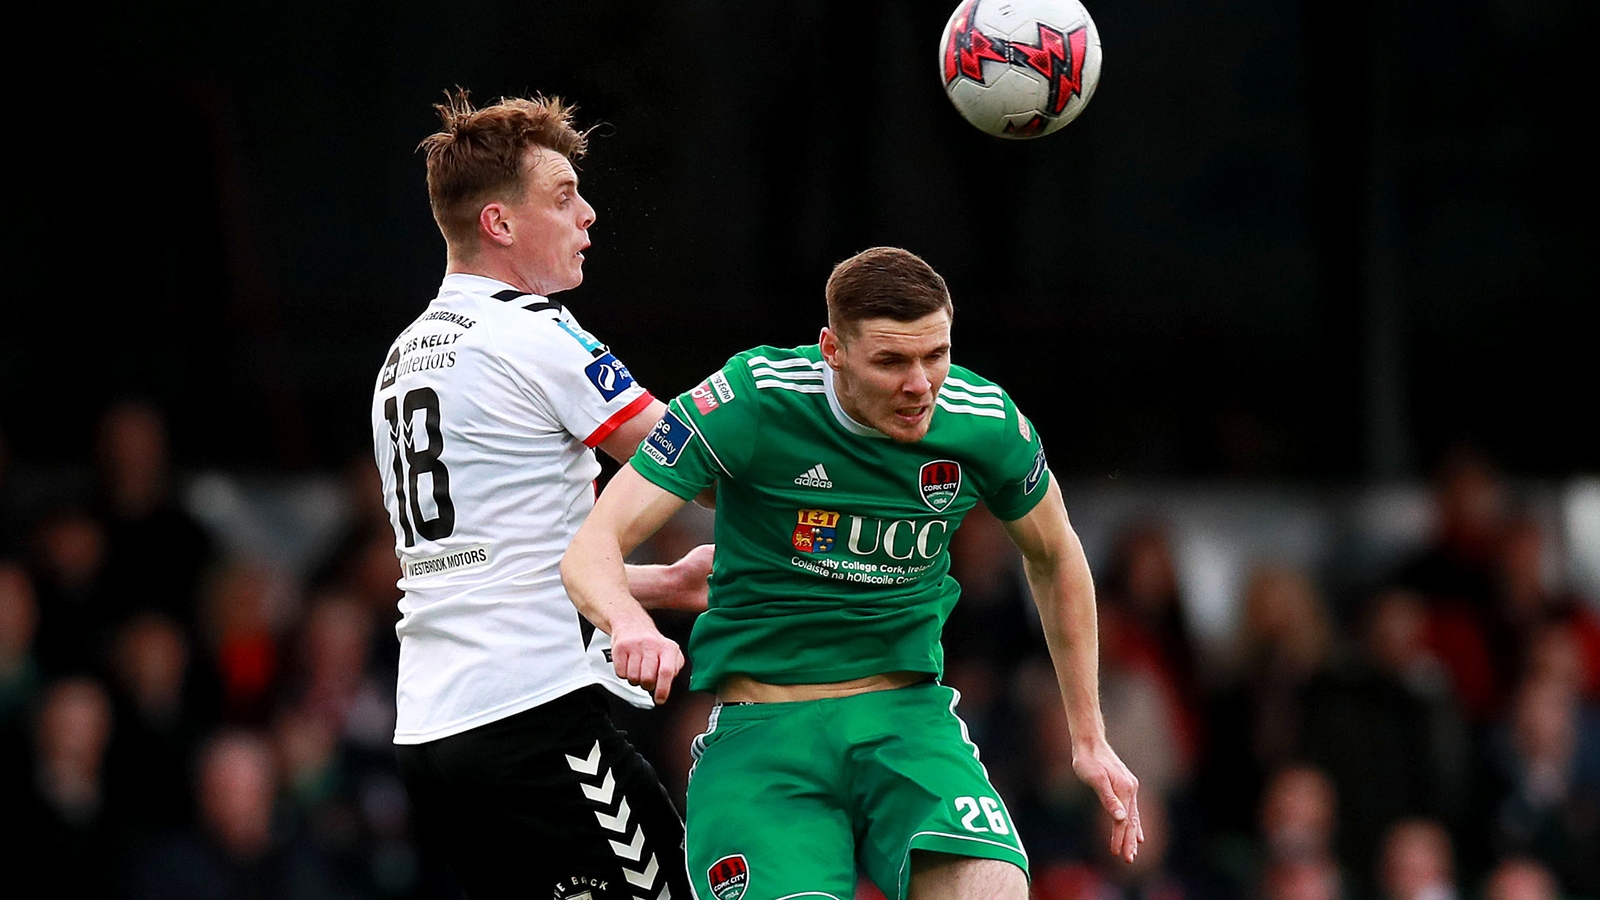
top-left (562, 247), bottom-right (1142, 900)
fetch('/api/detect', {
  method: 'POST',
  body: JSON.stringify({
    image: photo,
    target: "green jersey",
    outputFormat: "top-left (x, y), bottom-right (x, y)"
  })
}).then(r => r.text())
top-left (631, 344), bottom-right (1051, 691)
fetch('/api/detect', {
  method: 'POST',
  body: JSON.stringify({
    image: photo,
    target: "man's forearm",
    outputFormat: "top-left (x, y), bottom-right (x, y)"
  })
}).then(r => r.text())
top-left (1026, 552), bottom-right (1106, 750)
top-left (562, 529), bottom-right (655, 636)
top-left (625, 563), bottom-right (685, 610)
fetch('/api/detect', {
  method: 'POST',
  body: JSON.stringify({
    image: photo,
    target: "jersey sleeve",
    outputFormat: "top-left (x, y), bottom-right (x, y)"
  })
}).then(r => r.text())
top-left (629, 355), bottom-right (760, 500)
top-left (980, 392), bottom-right (1053, 522)
top-left (495, 309), bottom-right (655, 447)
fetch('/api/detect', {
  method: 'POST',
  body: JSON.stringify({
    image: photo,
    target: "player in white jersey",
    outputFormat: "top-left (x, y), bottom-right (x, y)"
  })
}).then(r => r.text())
top-left (371, 91), bottom-right (707, 900)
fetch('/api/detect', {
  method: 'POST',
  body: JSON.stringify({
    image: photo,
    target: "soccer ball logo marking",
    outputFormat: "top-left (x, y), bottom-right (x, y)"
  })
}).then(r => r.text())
top-left (939, 0), bottom-right (1103, 138)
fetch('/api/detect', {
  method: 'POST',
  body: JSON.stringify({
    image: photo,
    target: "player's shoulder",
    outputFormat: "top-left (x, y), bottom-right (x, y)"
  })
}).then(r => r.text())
top-left (930, 364), bottom-right (1018, 437)
top-left (734, 344), bottom-right (825, 392)
top-left (464, 292), bottom-right (619, 370)
top-left (939, 364), bottom-right (1011, 409)
top-left (731, 343), bottom-right (822, 367)
top-left (676, 344), bottom-right (823, 423)
top-left (944, 363), bottom-right (1004, 393)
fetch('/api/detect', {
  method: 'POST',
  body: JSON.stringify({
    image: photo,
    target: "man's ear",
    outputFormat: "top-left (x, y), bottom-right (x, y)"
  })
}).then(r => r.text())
top-left (479, 202), bottom-right (514, 248)
top-left (819, 327), bottom-right (843, 370)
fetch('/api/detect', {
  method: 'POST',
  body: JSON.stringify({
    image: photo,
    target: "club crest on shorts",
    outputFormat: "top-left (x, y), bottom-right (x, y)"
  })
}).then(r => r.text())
top-left (919, 460), bottom-right (962, 511)
top-left (708, 854), bottom-right (749, 900)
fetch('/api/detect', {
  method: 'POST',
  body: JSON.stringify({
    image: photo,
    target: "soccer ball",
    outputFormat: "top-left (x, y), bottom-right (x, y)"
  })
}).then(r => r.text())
top-left (939, 0), bottom-right (1103, 139)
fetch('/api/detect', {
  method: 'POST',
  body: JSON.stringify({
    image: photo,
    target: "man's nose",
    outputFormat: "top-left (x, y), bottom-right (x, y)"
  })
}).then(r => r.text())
top-left (904, 365), bottom-right (932, 395)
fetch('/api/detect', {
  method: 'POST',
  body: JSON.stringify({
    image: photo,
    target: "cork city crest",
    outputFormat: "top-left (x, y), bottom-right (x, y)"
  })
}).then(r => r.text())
top-left (919, 460), bottom-right (962, 512)
top-left (708, 855), bottom-right (749, 900)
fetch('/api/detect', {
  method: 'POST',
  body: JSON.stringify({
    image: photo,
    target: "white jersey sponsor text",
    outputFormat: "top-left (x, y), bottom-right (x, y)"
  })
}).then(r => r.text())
top-left (371, 273), bottom-right (655, 744)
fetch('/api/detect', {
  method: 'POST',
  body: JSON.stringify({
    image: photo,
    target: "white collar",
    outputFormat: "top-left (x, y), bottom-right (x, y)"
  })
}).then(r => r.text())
top-left (439, 272), bottom-right (549, 304)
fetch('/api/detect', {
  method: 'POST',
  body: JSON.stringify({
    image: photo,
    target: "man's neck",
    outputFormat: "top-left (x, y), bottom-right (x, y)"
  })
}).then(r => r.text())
top-left (446, 255), bottom-right (535, 294)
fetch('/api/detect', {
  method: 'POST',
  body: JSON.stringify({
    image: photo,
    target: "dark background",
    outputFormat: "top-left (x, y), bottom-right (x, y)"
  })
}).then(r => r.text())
top-left (3, 0), bottom-right (1594, 480)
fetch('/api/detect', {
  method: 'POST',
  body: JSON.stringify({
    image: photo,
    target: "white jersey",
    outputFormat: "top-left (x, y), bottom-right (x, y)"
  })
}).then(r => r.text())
top-left (371, 272), bottom-right (656, 744)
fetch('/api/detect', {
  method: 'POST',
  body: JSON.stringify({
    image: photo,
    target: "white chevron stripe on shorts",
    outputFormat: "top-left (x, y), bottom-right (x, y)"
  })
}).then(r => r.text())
top-left (565, 741), bottom-right (664, 898)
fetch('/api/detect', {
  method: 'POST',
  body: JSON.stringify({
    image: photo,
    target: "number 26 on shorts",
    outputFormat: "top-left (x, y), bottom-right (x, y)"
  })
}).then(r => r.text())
top-left (954, 796), bottom-right (1011, 835)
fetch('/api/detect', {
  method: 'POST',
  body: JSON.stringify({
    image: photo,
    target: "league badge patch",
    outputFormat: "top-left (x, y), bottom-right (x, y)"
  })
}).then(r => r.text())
top-left (643, 410), bottom-right (694, 467)
top-left (919, 460), bottom-right (963, 512)
top-left (584, 353), bottom-right (636, 401)
top-left (1019, 415), bottom-right (1032, 443)
top-left (708, 855), bottom-right (749, 900)
top-left (792, 509), bottom-right (840, 554)
top-left (1024, 446), bottom-right (1048, 494)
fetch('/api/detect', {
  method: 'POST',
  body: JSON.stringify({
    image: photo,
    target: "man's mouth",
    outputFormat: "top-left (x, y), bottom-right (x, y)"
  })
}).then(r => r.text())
top-left (894, 406), bottom-right (928, 424)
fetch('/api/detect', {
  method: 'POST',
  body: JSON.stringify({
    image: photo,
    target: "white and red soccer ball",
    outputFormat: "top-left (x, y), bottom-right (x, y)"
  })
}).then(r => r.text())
top-left (940, 0), bottom-right (1103, 139)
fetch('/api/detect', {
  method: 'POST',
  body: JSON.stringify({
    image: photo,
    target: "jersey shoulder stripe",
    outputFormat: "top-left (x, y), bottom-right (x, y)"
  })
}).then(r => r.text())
top-left (939, 387), bottom-right (1004, 407)
top-left (934, 397), bottom-right (1007, 418)
top-left (934, 368), bottom-right (1011, 419)
top-left (750, 365), bottom-right (822, 381)
top-left (746, 354), bottom-right (818, 370)
top-left (755, 380), bottom-right (825, 393)
top-left (943, 374), bottom-right (1002, 395)
top-left (747, 350), bottom-right (826, 392)
top-left (491, 288), bottom-right (564, 314)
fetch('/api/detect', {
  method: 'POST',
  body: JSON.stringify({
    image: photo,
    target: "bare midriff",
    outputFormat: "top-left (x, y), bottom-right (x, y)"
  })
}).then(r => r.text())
top-left (717, 670), bottom-right (927, 703)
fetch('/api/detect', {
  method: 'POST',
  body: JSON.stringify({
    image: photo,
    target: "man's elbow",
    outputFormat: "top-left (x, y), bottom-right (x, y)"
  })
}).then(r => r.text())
top-left (560, 528), bottom-right (592, 596)
top-left (558, 549), bottom-right (577, 598)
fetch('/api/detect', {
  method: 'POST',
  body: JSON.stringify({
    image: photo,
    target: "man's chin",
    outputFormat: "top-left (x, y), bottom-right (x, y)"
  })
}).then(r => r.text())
top-left (882, 419), bottom-right (931, 443)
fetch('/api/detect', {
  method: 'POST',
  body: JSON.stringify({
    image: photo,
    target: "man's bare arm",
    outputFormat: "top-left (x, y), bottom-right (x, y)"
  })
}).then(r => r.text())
top-left (596, 399), bottom-right (716, 509)
top-left (562, 464), bottom-right (694, 703)
top-left (596, 399), bottom-right (667, 464)
top-left (1002, 479), bottom-right (1143, 864)
top-left (624, 545), bottom-right (713, 613)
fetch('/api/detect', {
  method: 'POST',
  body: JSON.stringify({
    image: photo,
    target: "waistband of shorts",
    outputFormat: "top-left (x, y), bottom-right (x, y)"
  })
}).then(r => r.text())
top-left (709, 677), bottom-right (940, 722)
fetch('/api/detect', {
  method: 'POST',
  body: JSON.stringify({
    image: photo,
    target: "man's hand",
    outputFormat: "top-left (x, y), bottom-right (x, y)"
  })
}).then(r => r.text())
top-left (1073, 739), bottom-right (1143, 864)
top-left (626, 543), bottom-right (714, 612)
top-left (610, 613), bottom-right (685, 706)
top-left (663, 544), bottom-right (713, 612)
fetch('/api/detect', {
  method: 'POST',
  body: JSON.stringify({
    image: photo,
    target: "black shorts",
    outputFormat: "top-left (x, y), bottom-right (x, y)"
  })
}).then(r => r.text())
top-left (396, 687), bottom-right (688, 900)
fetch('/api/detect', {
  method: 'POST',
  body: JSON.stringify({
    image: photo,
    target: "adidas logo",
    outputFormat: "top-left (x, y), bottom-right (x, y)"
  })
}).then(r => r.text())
top-left (793, 463), bottom-right (833, 489)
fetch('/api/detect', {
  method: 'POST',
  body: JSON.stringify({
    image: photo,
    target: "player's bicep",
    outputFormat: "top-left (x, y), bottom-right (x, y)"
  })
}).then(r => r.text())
top-left (589, 464), bottom-right (693, 557)
top-left (501, 316), bottom-right (653, 444)
top-left (597, 398), bottom-right (666, 463)
top-left (1001, 479), bottom-right (1075, 567)
top-left (629, 401), bottom-right (725, 499)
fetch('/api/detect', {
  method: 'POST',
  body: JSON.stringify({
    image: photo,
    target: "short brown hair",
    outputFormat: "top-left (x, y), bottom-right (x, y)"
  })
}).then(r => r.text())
top-left (825, 247), bottom-right (953, 337)
top-left (418, 89), bottom-right (588, 250)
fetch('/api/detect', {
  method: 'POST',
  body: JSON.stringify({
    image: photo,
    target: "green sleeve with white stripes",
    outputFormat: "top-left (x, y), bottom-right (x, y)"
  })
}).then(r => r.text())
top-left (976, 389), bottom-right (1052, 522)
top-left (629, 357), bottom-right (759, 499)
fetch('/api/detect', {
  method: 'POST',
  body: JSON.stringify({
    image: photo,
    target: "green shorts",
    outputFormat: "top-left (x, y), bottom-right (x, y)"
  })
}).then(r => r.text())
top-left (686, 682), bottom-right (1027, 900)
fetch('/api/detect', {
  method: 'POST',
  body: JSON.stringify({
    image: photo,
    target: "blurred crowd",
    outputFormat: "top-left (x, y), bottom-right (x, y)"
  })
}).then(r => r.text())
top-left (1, 401), bottom-right (1597, 900)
